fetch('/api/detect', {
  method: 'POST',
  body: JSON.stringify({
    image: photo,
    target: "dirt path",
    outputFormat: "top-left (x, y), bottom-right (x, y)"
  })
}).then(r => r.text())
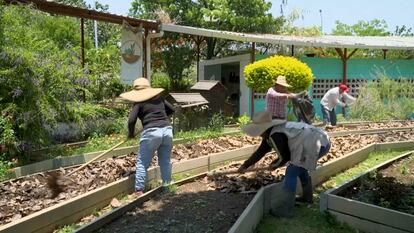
top-left (96, 178), bottom-right (254, 233)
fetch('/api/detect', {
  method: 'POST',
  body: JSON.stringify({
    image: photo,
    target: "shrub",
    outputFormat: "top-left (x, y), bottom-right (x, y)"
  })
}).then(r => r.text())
top-left (244, 55), bottom-right (313, 92)
top-left (349, 76), bottom-right (414, 121)
top-left (151, 72), bottom-right (171, 93)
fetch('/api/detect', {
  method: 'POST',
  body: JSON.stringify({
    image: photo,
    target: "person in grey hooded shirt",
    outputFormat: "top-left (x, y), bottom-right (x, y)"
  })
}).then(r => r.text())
top-left (238, 111), bottom-right (330, 217)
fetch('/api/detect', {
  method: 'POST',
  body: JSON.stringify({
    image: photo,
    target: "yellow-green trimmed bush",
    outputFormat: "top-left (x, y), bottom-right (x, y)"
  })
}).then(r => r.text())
top-left (244, 55), bottom-right (313, 92)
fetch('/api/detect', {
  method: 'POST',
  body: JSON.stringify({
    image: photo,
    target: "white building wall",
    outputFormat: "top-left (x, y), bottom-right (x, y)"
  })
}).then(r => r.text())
top-left (198, 54), bottom-right (252, 116)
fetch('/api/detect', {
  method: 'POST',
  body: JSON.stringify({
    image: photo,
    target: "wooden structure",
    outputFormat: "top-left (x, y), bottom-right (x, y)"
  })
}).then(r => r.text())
top-left (320, 151), bottom-right (414, 233)
top-left (166, 93), bottom-right (209, 131)
top-left (190, 80), bottom-right (228, 115)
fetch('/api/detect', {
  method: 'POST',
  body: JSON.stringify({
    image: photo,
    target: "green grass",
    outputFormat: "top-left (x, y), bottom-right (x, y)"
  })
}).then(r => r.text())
top-left (321, 149), bottom-right (409, 190)
top-left (54, 224), bottom-right (77, 233)
top-left (172, 173), bottom-right (193, 182)
top-left (257, 149), bottom-right (411, 233)
top-left (257, 206), bottom-right (359, 233)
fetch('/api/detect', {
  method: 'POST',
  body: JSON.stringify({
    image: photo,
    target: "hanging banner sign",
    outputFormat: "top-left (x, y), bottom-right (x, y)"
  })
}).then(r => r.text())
top-left (120, 21), bottom-right (143, 84)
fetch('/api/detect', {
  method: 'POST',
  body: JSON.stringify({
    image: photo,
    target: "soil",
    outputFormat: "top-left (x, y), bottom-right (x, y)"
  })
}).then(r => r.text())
top-left (1, 129), bottom-right (414, 226)
top-left (95, 178), bottom-right (254, 233)
top-left (324, 121), bottom-right (414, 132)
top-left (339, 154), bottom-right (414, 215)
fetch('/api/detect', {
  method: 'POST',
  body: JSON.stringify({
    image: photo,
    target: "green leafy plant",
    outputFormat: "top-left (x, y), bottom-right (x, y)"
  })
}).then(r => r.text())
top-left (244, 55), bottom-right (314, 93)
top-left (151, 72), bottom-right (172, 93)
top-left (208, 113), bottom-right (225, 132)
top-left (237, 114), bottom-right (251, 128)
top-left (349, 75), bottom-right (414, 121)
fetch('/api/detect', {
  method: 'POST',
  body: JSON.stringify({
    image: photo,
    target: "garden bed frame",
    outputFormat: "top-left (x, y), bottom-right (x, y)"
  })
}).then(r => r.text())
top-left (9, 125), bottom-right (414, 179)
top-left (0, 146), bottom-right (257, 233)
top-left (228, 141), bottom-right (414, 233)
top-left (2, 140), bottom-right (412, 233)
top-left (319, 151), bottom-right (414, 233)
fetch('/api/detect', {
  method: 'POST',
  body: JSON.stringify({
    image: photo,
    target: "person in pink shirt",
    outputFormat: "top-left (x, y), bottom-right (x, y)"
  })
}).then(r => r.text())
top-left (266, 75), bottom-right (306, 119)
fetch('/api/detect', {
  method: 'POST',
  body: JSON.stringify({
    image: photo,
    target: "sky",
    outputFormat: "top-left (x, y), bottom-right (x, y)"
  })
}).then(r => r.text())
top-left (85, 0), bottom-right (414, 34)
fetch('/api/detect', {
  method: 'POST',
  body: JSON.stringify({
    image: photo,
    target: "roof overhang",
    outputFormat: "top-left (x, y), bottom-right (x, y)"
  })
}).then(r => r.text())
top-left (5, 0), bottom-right (160, 30)
top-left (162, 24), bottom-right (414, 50)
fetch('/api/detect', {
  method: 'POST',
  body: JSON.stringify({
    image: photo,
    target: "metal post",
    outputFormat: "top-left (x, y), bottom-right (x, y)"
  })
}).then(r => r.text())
top-left (196, 36), bottom-right (201, 82)
top-left (80, 18), bottom-right (85, 68)
top-left (94, 20), bottom-right (98, 48)
top-left (250, 42), bottom-right (256, 116)
top-left (80, 18), bottom-right (86, 102)
top-left (143, 29), bottom-right (148, 79)
top-left (343, 48), bottom-right (347, 84)
top-left (291, 45), bottom-right (294, 56)
top-left (383, 49), bottom-right (387, 59)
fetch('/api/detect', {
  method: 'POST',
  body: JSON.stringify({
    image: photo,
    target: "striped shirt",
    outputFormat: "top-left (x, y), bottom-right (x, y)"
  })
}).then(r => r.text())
top-left (265, 87), bottom-right (289, 119)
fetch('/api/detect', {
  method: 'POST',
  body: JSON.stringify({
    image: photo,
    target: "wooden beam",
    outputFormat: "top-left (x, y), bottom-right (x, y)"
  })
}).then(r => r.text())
top-left (347, 48), bottom-right (358, 60)
top-left (4, 0), bottom-right (160, 30)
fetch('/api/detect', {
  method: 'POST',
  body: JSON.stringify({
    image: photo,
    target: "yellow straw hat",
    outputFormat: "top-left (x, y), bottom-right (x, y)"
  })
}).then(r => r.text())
top-left (274, 75), bottom-right (292, 88)
top-left (120, 78), bottom-right (164, 102)
top-left (242, 111), bottom-right (286, 137)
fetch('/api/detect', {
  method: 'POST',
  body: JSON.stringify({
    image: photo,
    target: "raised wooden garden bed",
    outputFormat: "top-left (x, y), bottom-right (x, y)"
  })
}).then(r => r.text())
top-left (9, 122), bottom-right (414, 179)
top-left (0, 146), bottom-right (257, 233)
top-left (320, 151), bottom-right (414, 233)
top-left (229, 141), bottom-right (414, 233)
top-left (1, 130), bottom-right (414, 233)
top-left (69, 141), bottom-right (414, 233)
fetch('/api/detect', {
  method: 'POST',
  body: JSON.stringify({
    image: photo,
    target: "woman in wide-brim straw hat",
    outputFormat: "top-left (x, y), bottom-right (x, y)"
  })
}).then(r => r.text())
top-left (120, 77), bottom-right (175, 196)
top-left (239, 111), bottom-right (330, 218)
top-left (266, 75), bottom-right (307, 120)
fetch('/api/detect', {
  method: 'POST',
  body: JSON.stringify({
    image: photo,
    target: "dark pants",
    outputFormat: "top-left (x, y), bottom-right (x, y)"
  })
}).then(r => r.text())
top-left (283, 143), bottom-right (331, 192)
top-left (320, 104), bottom-right (337, 126)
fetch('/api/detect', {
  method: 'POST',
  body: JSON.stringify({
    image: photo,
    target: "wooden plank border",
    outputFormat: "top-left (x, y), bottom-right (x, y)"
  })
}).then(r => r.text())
top-left (0, 145), bottom-right (256, 233)
top-left (329, 211), bottom-right (409, 233)
top-left (10, 130), bottom-right (243, 179)
top-left (9, 126), bottom-right (413, 179)
top-left (320, 151), bottom-right (414, 233)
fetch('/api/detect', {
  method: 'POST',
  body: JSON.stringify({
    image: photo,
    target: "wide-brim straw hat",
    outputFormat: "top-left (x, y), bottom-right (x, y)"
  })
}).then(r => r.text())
top-left (274, 75), bottom-right (292, 88)
top-left (242, 111), bottom-right (286, 137)
top-left (120, 78), bottom-right (164, 102)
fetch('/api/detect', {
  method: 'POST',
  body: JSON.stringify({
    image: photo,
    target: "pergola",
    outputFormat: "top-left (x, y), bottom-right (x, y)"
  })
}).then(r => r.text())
top-left (161, 24), bottom-right (414, 84)
top-left (5, 0), bottom-right (414, 84)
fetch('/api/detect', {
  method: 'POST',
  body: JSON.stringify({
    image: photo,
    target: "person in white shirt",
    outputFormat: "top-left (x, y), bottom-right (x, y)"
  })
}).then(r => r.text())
top-left (320, 84), bottom-right (356, 127)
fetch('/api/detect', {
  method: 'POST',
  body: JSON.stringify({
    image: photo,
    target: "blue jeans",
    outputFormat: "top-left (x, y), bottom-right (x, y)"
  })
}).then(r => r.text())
top-left (283, 142), bottom-right (331, 192)
top-left (135, 126), bottom-right (173, 191)
top-left (320, 104), bottom-right (337, 126)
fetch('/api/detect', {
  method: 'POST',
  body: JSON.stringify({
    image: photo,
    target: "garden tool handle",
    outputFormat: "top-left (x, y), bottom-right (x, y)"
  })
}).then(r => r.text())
top-left (66, 139), bottom-right (128, 177)
top-left (208, 166), bottom-right (271, 176)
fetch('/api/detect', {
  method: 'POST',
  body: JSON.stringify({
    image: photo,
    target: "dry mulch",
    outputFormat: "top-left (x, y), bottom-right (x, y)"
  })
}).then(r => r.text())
top-left (1, 128), bottom-right (414, 226)
top-left (324, 121), bottom-right (414, 132)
